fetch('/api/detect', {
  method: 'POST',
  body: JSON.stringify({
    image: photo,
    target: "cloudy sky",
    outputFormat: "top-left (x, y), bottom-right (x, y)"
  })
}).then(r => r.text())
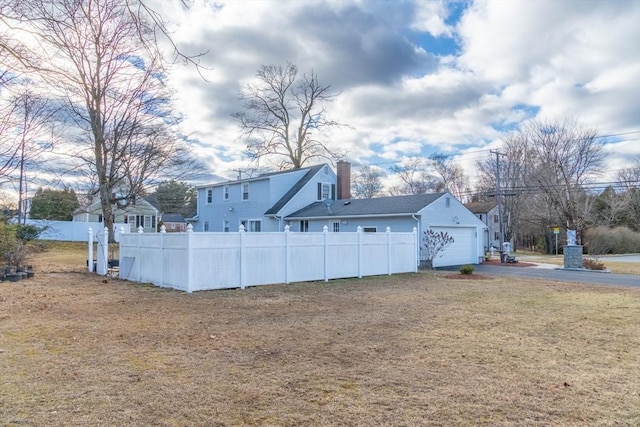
top-left (154, 0), bottom-right (639, 189)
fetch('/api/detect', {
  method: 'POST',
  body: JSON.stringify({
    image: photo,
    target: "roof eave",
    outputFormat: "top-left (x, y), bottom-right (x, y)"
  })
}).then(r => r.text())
top-left (284, 212), bottom-right (420, 220)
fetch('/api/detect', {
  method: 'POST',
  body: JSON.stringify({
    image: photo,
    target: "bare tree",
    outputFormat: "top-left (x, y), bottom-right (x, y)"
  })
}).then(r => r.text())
top-left (1, 0), bottom-right (198, 239)
top-left (430, 154), bottom-right (469, 201)
top-left (617, 157), bottom-right (640, 190)
top-left (528, 119), bottom-right (604, 244)
top-left (233, 62), bottom-right (345, 170)
top-left (421, 229), bottom-right (454, 269)
top-left (388, 157), bottom-right (439, 195)
top-left (0, 82), bottom-right (58, 196)
top-left (475, 133), bottom-right (535, 249)
top-left (615, 157), bottom-right (640, 231)
top-left (477, 119), bottom-right (605, 251)
top-left (352, 165), bottom-right (383, 199)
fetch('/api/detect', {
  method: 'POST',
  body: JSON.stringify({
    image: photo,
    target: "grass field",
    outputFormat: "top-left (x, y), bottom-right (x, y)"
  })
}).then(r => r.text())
top-left (1, 243), bottom-right (639, 426)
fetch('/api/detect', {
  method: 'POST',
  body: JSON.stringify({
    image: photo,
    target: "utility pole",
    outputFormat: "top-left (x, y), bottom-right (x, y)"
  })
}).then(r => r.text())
top-left (491, 150), bottom-right (507, 262)
top-left (233, 169), bottom-right (244, 180)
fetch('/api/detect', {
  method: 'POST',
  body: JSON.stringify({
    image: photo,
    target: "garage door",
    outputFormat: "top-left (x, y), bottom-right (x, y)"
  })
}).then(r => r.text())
top-left (430, 226), bottom-right (476, 267)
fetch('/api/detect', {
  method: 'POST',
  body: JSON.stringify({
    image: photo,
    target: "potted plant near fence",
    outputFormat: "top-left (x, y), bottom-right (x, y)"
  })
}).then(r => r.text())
top-left (1, 222), bottom-right (39, 282)
top-left (4, 242), bottom-right (34, 281)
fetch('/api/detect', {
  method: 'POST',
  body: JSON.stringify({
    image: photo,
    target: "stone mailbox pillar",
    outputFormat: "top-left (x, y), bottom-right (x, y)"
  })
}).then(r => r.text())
top-left (563, 229), bottom-right (582, 269)
top-left (563, 245), bottom-right (584, 269)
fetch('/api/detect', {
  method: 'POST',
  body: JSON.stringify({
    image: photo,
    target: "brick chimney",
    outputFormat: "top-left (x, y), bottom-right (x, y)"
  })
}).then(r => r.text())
top-left (336, 160), bottom-right (351, 200)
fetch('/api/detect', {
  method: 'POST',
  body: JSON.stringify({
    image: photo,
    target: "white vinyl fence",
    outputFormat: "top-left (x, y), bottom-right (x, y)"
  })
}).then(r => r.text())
top-left (23, 219), bottom-right (127, 242)
top-left (115, 225), bottom-right (419, 292)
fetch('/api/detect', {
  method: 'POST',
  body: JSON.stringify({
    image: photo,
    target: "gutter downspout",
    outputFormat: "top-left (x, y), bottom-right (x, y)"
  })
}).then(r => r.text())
top-left (412, 214), bottom-right (421, 267)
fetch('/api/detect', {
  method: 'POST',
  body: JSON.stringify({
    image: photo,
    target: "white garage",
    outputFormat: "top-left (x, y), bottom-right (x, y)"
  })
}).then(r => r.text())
top-left (286, 192), bottom-right (488, 268)
top-left (429, 226), bottom-right (478, 267)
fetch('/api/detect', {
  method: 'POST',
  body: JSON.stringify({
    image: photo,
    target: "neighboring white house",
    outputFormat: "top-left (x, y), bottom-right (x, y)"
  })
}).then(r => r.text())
top-left (73, 196), bottom-right (161, 233)
top-left (464, 201), bottom-right (503, 251)
top-left (195, 161), bottom-right (487, 267)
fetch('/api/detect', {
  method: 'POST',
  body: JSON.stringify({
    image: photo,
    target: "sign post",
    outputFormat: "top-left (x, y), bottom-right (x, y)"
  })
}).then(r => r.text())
top-left (553, 227), bottom-right (560, 255)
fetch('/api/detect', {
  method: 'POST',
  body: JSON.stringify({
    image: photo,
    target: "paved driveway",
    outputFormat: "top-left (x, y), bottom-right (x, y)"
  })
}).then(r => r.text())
top-left (438, 263), bottom-right (640, 287)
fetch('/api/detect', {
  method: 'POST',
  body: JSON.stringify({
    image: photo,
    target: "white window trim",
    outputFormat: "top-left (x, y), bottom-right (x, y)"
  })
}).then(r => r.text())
top-left (206, 188), bottom-right (213, 204)
top-left (332, 221), bottom-right (340, 232)
top-left (242, 183), bottom-right (250, 201)
top-left (318, 182), bottom-right (331, 201)
top-left (223, 185), bottom-right (230, 201)
top-left (248, 219), bottom-right (261, 232)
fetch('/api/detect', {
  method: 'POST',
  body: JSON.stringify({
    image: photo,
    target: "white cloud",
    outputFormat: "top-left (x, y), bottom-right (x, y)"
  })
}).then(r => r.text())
top-left (5, 0), bottom-right (638, 198)
top-left (410, 0), bottom-right (452, 37)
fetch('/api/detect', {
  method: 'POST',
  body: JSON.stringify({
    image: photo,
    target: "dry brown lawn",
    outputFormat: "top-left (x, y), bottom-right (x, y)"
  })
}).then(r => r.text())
top-left (1, 243), bottom-right (639, 426)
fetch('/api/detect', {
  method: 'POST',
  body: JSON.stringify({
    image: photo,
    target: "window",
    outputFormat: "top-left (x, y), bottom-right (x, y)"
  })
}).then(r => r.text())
top-left (143, 215), bottom-right (152, 228)
top-left (445, 197), bottom-right (451, 208)
top-left (240, 220), bottom-right (247, 231)
top-left (478, 214), bottom-right (483, 221)
top-left (300, 220), bottom-right (309, 232)
top-left (494, 232), bottom-right (500, 241)
top-left (493, 214), bottom-right (499, 224)
top-left (242, 183), bottom-right (249, 200)
top-left (362, 227), bottom-right (376, 232)
top-left (206, 188), bottom-right (213, 204)
top-left (332, 221), bottom-right (340, 232)
top-left (322, 183), bottom-right (331, 200)
top-left (223, 220), bottom-right (230, 232)
top-left (317, 182), bottom-right (335, 201)
top-left (223, 185), bottom-right (229, 200)
top-left (204, 221), bottom-right (209, 232)
top-left (127, 215), bottom-right (135, 225)
top-left (249, 220), bottom-right (261, 232)
top-left (98, 214), bottom-right (103, 223)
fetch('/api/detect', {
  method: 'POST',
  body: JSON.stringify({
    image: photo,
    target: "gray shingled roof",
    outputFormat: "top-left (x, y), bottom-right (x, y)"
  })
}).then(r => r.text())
top-left (161, 213), bottom-right (186, 223)
top-left (285, 193), bottom-right (446, 219)
top-left (264, 164), bottom-right (325, 216)
top-left (464, 201), bottom-right (496, 214)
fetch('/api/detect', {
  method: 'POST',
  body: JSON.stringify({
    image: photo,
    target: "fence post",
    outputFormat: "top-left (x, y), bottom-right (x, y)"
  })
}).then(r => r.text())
top-left (87, 227), bottom-right (94, 273)
top-left (284, 225), bottom-right (290, 285)
top-left (357, 226), bottom-right (363, 278)
top-left (96, 227), bottom-right (109, 276)
top-left (323, 225), bottom-right (329, 282)
top-left (186, 224), bottom-right (193, 293)
top-left (386, 226), bottom-right (391, 275)
top-left (239, 224), bottom-right (246, 289)
top-left (160, 225), bottom-right (166, 288)
top-left (413, 227), bottom-right (418, 273)
top-left (118, 227), bottom-right (125, 274)
top-left (137, 225), bottom-right (143, 283)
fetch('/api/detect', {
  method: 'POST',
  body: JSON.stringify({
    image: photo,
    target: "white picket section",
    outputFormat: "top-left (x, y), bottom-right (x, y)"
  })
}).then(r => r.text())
top-left (116, 225), bottom-right (418, 292)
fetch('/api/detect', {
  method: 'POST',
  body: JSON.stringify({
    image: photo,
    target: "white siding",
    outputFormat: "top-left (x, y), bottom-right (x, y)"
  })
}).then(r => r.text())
top-left (430, 226), bottom-right (477, 267)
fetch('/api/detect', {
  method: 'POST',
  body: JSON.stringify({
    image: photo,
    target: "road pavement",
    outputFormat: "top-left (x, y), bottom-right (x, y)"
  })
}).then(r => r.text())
top-left (438, 262), bottom-right (640, 287)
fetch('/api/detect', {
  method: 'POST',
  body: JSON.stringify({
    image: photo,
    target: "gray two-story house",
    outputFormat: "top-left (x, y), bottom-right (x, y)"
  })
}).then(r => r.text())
top-left (194, 162), bottom-right (348, 232)
top-left (195, 161), bottom-right (487, 267)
